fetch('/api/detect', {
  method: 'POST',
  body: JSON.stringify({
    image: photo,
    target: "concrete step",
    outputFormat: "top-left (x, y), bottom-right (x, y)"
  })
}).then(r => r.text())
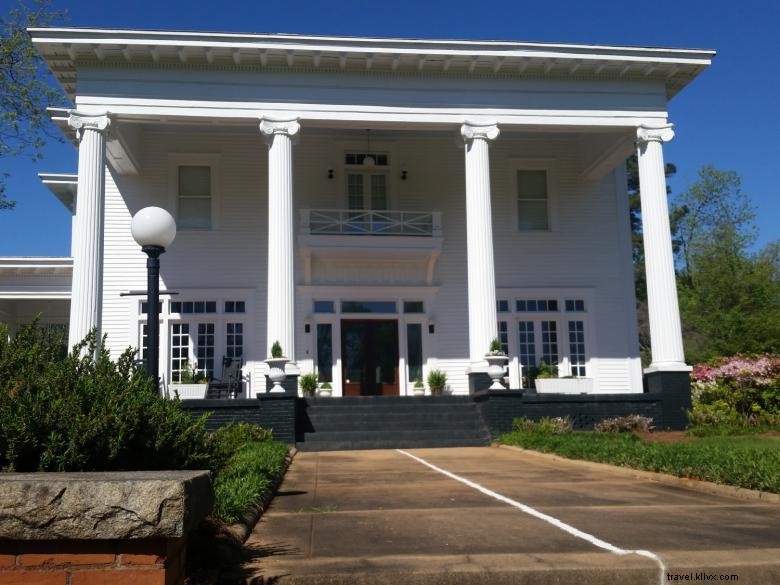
top-left (296, 435), bottom-right (491, 452)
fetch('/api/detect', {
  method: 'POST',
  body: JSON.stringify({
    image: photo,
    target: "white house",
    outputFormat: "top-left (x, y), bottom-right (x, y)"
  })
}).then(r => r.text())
top-left (25, 27), bottom-right (713, 398)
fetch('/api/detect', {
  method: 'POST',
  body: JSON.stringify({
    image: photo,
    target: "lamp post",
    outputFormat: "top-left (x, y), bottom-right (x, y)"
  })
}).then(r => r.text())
top-left (131, 207), bottom-right (177, 380)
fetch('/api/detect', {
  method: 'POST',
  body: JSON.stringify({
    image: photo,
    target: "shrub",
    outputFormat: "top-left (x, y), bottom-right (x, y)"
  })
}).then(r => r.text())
top-left (535, 361), bottom-right (558, 379)
top-left (427, 369), bottom-right (447, 394)
top-left (512, 416), bottom-right (572, 434)
top-left (488, 338), bottom-right (505, 355)
top-left (690, 354), bottom-right (780, 429)
top-left (270, 341), bottom-right (283, 358)
top-left (594, 415), bottom-right (654, 433)
top-left (299, 373), bottom-right (318, 396)
top-left (0, 322), bottom-right (212, 472)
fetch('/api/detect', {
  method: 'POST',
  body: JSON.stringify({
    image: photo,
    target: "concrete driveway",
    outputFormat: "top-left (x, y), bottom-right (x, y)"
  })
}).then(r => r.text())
top-left (243, 447), bottom-right (780, 584)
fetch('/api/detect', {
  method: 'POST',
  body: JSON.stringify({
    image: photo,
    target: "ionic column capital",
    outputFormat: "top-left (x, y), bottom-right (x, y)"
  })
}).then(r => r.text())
top-left (67, 111), bottom-right (111, 140)
top-left (259, 117), bottom-right (301, 144)
top-left (460, 121), bottom-right (500, 144)
top-left (636, 123), bottom-right (674, 145)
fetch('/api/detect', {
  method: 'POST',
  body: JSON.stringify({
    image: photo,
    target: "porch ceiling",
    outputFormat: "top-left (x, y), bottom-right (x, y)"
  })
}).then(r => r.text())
top-left (31, 28), bottom-right (714, 103)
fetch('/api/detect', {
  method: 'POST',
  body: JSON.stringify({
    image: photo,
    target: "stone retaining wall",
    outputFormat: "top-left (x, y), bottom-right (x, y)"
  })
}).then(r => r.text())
top-left (0, 471), bottom-right (212, 585)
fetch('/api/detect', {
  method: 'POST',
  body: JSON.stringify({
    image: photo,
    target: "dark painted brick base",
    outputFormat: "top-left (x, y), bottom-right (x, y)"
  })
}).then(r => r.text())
top-left (181, 396), bottom-right (296, 443)
top-left (181, 371), bottom-right (692, 448)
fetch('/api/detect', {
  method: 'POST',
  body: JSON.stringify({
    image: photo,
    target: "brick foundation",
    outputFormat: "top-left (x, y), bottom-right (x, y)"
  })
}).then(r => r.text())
top-left (0, 539), bottom-right (185, 585)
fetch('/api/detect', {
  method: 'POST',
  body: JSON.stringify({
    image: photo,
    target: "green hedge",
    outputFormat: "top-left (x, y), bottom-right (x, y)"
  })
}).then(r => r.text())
top-left (0, 323), bottom-right (212, 472)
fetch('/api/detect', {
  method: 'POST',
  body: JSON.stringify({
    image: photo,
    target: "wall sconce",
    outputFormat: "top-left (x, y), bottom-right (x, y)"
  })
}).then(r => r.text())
top-left (304, 321), bottom-right (311, 334)
top-left (400, 169), bottom-right (408, 181)
top-left (327, 168), bottom-right (334, 180)
top-left (428, 319), bottom-right (435, 334)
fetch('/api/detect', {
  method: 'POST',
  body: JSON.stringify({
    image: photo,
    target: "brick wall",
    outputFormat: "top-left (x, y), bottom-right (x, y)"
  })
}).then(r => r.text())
top-left (0, 538), bottom-right (184, 585)
top-left (182, 396), bottom-right (297, 443)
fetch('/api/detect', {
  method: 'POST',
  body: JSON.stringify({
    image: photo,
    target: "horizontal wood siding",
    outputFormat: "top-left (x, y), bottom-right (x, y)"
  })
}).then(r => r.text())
top-left (101, 129), bottom-right (641, 394)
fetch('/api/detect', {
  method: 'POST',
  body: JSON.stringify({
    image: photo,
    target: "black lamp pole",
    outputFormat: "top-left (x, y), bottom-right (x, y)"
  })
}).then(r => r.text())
top-left (143, 244), bottom-right (165, 379)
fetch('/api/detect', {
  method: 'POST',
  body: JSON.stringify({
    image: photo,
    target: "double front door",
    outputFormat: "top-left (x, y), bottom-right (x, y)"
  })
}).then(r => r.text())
top-left (341, 319), bottom-right (399, 396)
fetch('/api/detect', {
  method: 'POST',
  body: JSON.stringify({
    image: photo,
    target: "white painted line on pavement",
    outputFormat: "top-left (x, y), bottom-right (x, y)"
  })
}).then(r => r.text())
top-left (397, 449), bottom-right (666, 585)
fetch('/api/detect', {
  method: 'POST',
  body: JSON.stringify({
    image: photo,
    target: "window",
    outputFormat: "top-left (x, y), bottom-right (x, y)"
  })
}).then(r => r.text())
top-left (170, 301), bottom-right (217, 314)
top-left (313, 300), bottom-right (335, 313)
top-left (516, 299), bottom-right (558, 312)
top-left (170, 323), bottom-right (190, 382)
top-left (568, 320), bottom-right (587, 377)
top-left (178, 165), bottom-right (212, 229)
top-left (518, 321), bottom-right (537, 386)
top-left (346, 172), bottom-right (388, 210)
top-left (540, 320), bottom-right (559, 365)
top-left (224, 301), bottom-right (245, 313)
top-left (196, 323), bottom-right (215, 379)
top-left (565, 299), bottom-right (586, 312)
top-left (497, 321), bottom-right (509, 355)
top-left (517, 169), bottom-right (549, 231)
top-left (497, 300), bottom-right (509, 313)
top-left (345, 152), bottom-right (388, 166)
top-left (407, 323), bottom-right (423, 382)
top-left (403, 301), bottom-right (424, 314)
top-left (226, 322), bottom-right (243, 359)
top-left (316, 324), bottom-right (333, 383)
top-left (341, 300), bottom-right (397, 313)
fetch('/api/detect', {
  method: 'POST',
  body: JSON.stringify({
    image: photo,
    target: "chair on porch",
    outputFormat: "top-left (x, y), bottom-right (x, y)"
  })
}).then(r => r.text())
top-left (206, 356), bottom-right (243, 399)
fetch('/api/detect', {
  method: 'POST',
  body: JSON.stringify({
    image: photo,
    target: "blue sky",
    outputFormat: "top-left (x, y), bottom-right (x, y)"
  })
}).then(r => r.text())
top-left (1, 0), bottom-right (778, 256)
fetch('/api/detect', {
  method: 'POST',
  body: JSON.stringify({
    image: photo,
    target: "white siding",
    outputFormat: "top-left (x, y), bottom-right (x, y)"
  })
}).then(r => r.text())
top-left (100, 127), bottom-right (641, 394)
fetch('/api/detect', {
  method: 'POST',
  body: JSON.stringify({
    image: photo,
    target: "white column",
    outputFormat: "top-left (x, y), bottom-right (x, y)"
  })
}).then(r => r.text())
top-left (67, 112), bottom-right (111, 349)
top-left (636, 123), bottom-right (688, 371)
top-left (461, 122), bottom-right (500, 362)
top-left (259, 117), bottom-right (300, 361)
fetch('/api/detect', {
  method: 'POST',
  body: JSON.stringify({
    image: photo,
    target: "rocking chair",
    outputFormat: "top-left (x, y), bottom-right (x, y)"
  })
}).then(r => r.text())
top-left (206, 356), bottom-right (243, 399)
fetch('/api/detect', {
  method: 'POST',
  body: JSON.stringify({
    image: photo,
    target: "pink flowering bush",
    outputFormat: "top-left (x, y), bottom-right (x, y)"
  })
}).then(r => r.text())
top-left (690, 354), bottom-right (780, 428)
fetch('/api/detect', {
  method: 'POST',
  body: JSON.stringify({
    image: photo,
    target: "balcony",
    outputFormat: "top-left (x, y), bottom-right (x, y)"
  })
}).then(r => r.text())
top-left (298, 209), bottom-right (443, 285)
top-left (300, 209), bottom-right (442, 237)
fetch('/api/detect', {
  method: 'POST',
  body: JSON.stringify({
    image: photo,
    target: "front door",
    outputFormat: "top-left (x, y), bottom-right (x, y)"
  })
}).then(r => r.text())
top-left (341, 319), bottom-right (399, 396)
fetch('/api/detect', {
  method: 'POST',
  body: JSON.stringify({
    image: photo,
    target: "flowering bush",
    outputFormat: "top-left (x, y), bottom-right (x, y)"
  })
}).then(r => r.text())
top-left (690, 354), bottom-right (780, 428)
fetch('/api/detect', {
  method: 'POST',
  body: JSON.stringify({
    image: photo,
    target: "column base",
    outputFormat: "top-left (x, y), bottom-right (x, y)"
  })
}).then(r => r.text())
top-left (644, 362), bottom-right (692, 373)
top-left (644, 370), bottom-right (692, 430)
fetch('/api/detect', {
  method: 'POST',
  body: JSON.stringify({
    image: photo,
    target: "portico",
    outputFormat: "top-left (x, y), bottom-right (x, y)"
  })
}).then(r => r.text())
top-left (30, 28), bottom-right (713, 397)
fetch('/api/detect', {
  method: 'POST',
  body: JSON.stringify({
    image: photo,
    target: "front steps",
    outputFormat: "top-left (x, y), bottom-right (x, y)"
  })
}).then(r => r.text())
top-left (296, 395), bottom-right (492, 451)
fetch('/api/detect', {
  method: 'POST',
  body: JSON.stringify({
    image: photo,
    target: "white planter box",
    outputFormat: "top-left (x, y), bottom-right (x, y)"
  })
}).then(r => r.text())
top-left (171, 383), bottom-right (208, 399)
top-left (535, 378), bottom-right (594, 394)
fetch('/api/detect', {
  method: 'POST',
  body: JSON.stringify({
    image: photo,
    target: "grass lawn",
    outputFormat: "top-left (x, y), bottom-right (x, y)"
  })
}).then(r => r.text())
top-left (498, 430), bottom-right (780, 493)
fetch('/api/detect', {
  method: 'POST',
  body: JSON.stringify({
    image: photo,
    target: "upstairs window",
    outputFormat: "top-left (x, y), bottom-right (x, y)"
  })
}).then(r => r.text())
top-left (517, 169), bottom-right (549, 231)
top-left (178, 165), bottom-right (211, 229)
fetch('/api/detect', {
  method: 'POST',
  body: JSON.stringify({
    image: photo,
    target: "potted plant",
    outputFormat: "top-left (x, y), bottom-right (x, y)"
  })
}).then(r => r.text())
top-left (299, 372), bottom-right (318, 397)
top-left (265, 341), bottom-right (288, 393)
top-left (427, 369), bottom-right (447, 396)
top-left (534, 361), bottom-right (593, 394)
top-left (412, 378), bottom-right (425, 396)
top-left (171, 361), bottom-right (208, 399)
top-left (485, 338), bottom-right (509, 389)
top-left (318, 381), bottom-right (332, 397)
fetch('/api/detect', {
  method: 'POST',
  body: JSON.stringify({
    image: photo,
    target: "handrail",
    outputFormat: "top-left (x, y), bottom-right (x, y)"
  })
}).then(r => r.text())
top-left (300, 209), bottom-right (442, 237)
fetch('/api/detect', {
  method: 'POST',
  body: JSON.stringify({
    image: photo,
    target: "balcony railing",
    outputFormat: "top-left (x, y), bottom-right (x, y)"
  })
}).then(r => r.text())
top-left (300, 209), bottom-right (442, 237)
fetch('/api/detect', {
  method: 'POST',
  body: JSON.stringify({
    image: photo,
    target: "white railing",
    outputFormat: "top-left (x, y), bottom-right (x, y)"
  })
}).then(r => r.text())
top-left (300, 209), bottom-right (442, 237)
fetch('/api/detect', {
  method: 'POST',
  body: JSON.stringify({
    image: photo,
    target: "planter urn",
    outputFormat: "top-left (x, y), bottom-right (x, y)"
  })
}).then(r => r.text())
top-left (485, 354), bottom-right (509, 389)
top-left (265, 357), bottom-right (289, 393)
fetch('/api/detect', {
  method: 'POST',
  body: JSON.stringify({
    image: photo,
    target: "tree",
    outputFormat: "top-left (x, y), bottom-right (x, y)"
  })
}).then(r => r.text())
top-left (0, 0), bottom-right (66, 210)
top-left (675, 166), bottom-right (780, 361)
